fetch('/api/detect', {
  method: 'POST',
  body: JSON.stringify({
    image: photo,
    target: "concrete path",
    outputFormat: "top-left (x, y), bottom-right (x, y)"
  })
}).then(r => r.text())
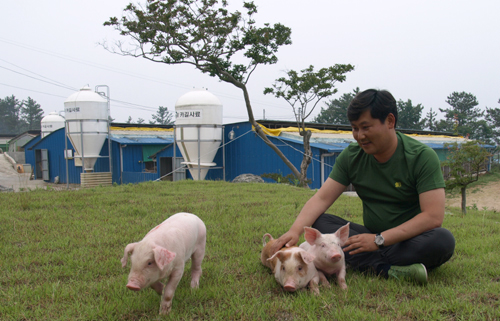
top-left (0, 153), bottom-right (48, 192)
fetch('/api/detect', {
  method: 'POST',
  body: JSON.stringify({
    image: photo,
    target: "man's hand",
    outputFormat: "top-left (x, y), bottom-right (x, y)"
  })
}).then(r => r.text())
top-left (269, 230), bottom-right (300, 255)
top-left (343, 233), bottom-right (379, 255)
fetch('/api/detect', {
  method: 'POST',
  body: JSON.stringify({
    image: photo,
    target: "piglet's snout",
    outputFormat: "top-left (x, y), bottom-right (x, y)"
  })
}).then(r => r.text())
top-left (126, 282), bottom-right (141, 291)
top-left (283, 281), bottom-right (297, 292)
top-left (330, 253), bottom-right (342, 262)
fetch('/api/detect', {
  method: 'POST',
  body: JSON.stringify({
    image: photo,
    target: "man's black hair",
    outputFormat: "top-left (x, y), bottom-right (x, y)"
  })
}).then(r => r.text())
top-left (347, 89), bottom-right (398, 127)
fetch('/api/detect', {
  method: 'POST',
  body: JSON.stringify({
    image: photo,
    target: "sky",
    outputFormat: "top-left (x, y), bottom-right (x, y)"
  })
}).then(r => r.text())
top-left (1, 0), bottom-right (499, 125)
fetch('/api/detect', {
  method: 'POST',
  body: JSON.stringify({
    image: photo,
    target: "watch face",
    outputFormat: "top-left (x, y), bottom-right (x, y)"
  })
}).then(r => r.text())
top-left (375, 235), bottom-right (384, 245)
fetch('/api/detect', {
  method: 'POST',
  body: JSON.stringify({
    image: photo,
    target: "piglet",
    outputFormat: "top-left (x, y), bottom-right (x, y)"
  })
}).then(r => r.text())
top-left (299, 223), bottom-right (350, 290)
top-left (121, 212), bottom-right (207, 315)
top-left (261, 233), bottom-right (321, 294)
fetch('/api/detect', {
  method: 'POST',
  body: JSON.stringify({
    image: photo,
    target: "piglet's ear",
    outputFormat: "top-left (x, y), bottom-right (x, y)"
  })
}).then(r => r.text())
top-left (153, 246), bottom-right (176, 270)
top-left (304, 227), bottom-right (321, 245)
top-left (269, 250), bottom-right (291, 263)
top-left (299, 250), bottom-right (315, 265)
top-left (268, 251), bottom-right (282, 262)
top-left (121, 243), bottom-right (137, 268)
top-left (335, 222), bottom-right (350, 246)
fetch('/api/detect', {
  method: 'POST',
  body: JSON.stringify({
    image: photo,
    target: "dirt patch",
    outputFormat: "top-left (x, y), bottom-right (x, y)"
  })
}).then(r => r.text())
top-left (445, 180), bottom-right (500, 212)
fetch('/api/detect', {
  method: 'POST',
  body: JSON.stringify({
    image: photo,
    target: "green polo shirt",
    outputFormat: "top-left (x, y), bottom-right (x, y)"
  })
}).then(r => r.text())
top-left (329, 132), bottom-right (445, 233)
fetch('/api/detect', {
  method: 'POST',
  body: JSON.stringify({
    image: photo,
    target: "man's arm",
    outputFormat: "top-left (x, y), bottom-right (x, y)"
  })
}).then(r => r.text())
top-left (270, 178), bottom-right (347, 254)
top-left (343, 188), bottom-right (445, 254)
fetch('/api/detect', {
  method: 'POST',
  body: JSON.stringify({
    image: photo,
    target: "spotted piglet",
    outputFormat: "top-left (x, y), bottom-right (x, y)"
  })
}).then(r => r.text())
top-left (121, 212), bottom-right (206, 315)
top-left (261, 233), bottom-right (322, 294)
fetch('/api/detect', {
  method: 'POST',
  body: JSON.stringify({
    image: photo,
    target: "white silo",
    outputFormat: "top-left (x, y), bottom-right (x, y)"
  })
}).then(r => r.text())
top-left (175, 88), bottom-right (223, 180)
top-left (64, 86), bottom-right (109, 172)
top-left (41, 111), bottom-right (65, 138)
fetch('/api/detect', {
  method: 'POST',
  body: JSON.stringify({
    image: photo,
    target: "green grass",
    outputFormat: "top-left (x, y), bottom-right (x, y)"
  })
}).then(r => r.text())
top-left (1, 180), bottom-right (500, 320)
top-left (472, 163), bottom-right (500, 187)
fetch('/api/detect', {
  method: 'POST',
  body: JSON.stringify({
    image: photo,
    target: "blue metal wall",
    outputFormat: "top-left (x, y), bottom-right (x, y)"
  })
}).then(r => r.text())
top-left (211, 122), bottom-right (340, 189)
top-left (23, 122), bottom-right (344, 188)
top-left (24, 136), bottom-right (41, 166)
top-left (111, 140), bottom-right (183, 184)
top-left (26, 128), bottom-right (72, 183)
top-left (25, 128), bottom-right (110, 184)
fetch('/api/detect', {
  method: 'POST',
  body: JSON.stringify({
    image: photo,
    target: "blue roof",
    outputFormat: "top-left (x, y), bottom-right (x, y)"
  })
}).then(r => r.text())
top-left (110, 136), bottom-right (174, 145)
top-left (310, 141), bottom-right (350, 153)
top-left (271, 135), bottom-right (348, 153)
top-left (424, 143), bottom-right (446, 149)
top-left (268, 135), bottom-right (499, 153)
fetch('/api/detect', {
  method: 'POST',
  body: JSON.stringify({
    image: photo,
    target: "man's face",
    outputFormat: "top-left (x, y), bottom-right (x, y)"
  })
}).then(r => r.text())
top-left (350, 110), bottom-right (395, 161)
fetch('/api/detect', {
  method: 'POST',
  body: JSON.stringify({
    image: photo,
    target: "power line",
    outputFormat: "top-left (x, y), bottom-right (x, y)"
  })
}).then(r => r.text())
top-left (0, 58), bottom-right (72, 89)
top-left (0, 82), bottom-right (69, 99)
top-left (0, 59), bottom-right (167, 113)
top-left (0, 37), bottom-right (292, 110)
top-left (0, 65), bottom-right (76, 91)
top-left (0, 37), bottom-right (299, 122)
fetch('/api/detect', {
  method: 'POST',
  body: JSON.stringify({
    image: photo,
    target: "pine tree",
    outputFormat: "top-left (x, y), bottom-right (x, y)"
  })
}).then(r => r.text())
top-left (313, 88), bottom-right (359, 125)
top-left (439, 92), bottom-right (484, 139)
top-left (150, 106), bottom-right (173, 125)
top-left (396, 99), bottom-right (425, 130)
top-left (20, 97), bottom-right (44, 131)
top-left (424, 108), bottom-right (438, 131)
top-left (0, 95), bottom-right (22, 134)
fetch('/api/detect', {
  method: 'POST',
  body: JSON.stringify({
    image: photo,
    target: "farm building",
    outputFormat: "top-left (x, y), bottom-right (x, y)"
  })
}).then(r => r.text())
top-left (22, 119), bottom-right (495, 189)
top-left (18, 86), bottom-right (497, 189)
top-left (5, 130), bottom-right (40, 164)
top-left (0, 134), bottom-right (16, 153)
top-left (7, 130), bottom-right (39, 153)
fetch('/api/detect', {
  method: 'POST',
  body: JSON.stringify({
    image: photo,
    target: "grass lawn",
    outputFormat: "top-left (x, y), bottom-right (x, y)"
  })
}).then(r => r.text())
top-left (1, 180), bottom-right (499, 320)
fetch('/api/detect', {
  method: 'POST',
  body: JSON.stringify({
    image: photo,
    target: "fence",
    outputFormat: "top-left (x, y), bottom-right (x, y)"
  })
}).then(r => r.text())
top-left (441, 160), bottom-right (490, 180)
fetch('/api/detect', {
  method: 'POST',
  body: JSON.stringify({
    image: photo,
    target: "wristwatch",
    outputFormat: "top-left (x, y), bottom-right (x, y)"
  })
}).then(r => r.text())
top-left (374, 234), bottom-right (385, 248)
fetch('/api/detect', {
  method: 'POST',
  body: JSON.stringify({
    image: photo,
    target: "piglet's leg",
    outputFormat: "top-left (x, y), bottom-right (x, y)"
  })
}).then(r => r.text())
top-left (159, 268), bottom-right (184, 315)
top-left (190, 246), bottom-right (205, 288)
top-left (150, 281), bottom-right (164, 295)
top-left (337, 268), bottom-right (347, 290)
top-left (308, 273), bottom-right (320, 296)
top-left (317, 271), bottom-right (331, 288)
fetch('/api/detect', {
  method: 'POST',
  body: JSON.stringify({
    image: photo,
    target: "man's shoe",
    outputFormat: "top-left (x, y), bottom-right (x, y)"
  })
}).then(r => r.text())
top-left (388, 263), bottom-right (428, 285)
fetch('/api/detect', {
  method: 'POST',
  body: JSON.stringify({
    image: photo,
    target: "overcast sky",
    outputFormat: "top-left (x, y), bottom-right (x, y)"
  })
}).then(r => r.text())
top-left (1, 0), bottom-right (499, 125)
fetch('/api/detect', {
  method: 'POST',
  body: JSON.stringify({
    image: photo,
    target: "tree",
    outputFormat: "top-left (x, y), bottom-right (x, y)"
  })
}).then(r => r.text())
top-left (0, 95), bottom-right (21, 134)
top-left (439, 92), bottom-right (484, 138)
top-left (423, 108), bottom-right (438, 131)
top-left (471, 119), bottom-right (494, 145)
top-left (396, 99), bottom-right (425, 130)
top-left (434, 118), bottom-right (452, 133)
top-left (150, 106), bottom-right (174, 125)
top-left (264, 64), bottom-right (354, 187)
top-left (442, 140), bottom-right (491, 214)
top-left (313, 88), bottom-right (359, 125)
top-left (20, 97), bottom-right (44, 131)
top-left (137, 118), bottom-right (145, 124)
top-left (485, 100), bottom-right (500, 146)
top-left (126, 116), bottom-right (133, 124)
top-left (103, 0), bottom-right (304, 179)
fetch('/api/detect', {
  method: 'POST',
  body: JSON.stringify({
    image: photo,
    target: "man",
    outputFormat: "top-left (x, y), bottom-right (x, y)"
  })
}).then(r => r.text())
top-left (271, 89), bottom-right (455, 284)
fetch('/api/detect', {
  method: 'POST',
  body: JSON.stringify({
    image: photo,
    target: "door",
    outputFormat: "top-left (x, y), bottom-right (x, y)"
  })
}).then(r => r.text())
top-left (159, 157), bottom-right (186, 181)
top-left (159, 157), bottom-right (173, 181)
top-left (41, 149), bottom-right (49, 181)
top-left (174, 157), bottom-right (186, 181)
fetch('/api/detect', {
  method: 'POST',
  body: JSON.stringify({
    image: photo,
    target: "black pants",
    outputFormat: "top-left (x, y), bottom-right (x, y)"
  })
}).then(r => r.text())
top-left (312, 213), bottom-right (456, 273)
